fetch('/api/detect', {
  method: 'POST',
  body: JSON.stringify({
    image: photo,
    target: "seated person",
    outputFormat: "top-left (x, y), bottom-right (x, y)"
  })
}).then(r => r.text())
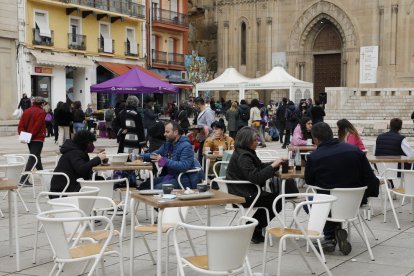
top-left (139, 120), bottom-right (204, 190)
top-left (50, 130), bottom-right (106, 194)
top-left (268, 121), bottom-right (279, 142)
top-left (291, 116), bottom-right (313, 146)
top-left (305, 122), bottom-right (379, 255)
top-left (337, 119), bottom-right (366, 151)
top-left (226, 126), bottom-right (287, 244)
top-left (375, 118), bottom-right (414, 157)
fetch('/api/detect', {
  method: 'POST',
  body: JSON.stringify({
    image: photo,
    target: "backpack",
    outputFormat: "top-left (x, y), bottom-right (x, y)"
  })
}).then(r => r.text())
top-left (45, 113), bottom-right (53, 122)
top-left (239, 109), bottom-right (249, 121)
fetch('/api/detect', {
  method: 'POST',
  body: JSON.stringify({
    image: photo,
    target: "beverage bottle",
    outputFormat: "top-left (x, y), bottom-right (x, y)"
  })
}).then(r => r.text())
top-left (294, 147), bottom-right (301, 170)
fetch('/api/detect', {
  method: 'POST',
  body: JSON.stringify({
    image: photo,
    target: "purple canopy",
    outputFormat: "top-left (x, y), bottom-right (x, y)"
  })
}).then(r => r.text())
top-left (90, 67), bottom-right (179, 94)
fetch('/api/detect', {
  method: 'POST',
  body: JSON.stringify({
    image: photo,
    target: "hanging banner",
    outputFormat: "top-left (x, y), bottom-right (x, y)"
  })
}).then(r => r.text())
top-left (359, 46), bottom-right (378, 84)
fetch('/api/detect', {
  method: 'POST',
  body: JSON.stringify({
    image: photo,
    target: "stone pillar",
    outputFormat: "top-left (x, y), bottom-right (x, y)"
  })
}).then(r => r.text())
top-left (298, 62), bottom-right (305, 80)
top-left (342, 59), bottom-right (348, 86)
top-left (390, 4), bottom-right (398, 65)
top-left (378, 5), bottom-right (384, 65)
top-left (266, 17), bottom-right (272, 71)
top-left (223, 21), bottom-right (229, 69)
top-left (256, 18), bottom-right (261, 76)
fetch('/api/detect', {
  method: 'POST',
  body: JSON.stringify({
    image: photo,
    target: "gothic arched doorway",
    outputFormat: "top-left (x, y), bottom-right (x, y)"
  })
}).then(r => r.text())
top-left (312, 20), bottom-right (343, 100)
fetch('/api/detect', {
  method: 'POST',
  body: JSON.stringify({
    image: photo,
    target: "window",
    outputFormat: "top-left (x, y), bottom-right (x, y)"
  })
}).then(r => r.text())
top-left (168, 38), bottom-right (175, 53)
top-left (99, 23), bottom-right (112, 53)
top-left (240, 22), bottom-right (246, 65)
top-left (69, 17), bottom-right (81, 45)
top-left (152, 0), bottom-right (159, 20)
top-left (151, 34), bottom-right (156, 51)
top-left (34, 11), bottom-right (51, 38)
top-left (126, 27), bottom-right (138, 55)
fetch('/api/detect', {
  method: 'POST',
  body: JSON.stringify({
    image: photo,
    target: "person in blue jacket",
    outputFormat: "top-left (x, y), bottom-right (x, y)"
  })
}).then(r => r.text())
top-left (138, 120), bottom-right (204, 189)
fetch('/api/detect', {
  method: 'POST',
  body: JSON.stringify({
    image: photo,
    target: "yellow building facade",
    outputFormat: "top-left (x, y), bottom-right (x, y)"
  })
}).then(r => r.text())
top-left (19, 0), bottom-right (146, 110)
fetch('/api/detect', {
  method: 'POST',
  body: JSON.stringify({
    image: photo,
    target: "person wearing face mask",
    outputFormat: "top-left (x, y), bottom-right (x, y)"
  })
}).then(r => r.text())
top-left (50, 130), bottom-right (106, 194)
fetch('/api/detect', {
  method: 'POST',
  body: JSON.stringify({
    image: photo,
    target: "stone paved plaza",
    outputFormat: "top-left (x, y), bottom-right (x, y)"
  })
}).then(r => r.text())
top-left (1, 135), bottom-right (414, 275)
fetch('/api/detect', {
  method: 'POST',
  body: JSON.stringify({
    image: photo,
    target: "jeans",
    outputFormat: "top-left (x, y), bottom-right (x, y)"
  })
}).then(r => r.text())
top-left (20, 141), bottom-right (43, 183)
top-left (58, 126), bottom-right (71, 146)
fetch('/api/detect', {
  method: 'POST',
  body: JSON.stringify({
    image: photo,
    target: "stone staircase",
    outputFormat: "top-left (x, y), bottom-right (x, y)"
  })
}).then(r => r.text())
top-left (325, 95), bottom-right (414, 136)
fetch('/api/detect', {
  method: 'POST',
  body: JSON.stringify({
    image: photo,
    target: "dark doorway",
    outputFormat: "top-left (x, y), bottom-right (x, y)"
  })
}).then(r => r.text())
top-left (312, 21), bottom-right (342, 101)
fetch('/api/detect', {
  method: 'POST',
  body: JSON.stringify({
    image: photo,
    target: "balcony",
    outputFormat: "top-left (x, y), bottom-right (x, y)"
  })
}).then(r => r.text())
top-left (54, 0), bottom-right (145, 19)
top-left (152, 49), bottom-right (167, 64)
top-left (168, 52), bottom-right (184, 66)
top-left (32, 28), bottom-right (54, 47)
top-left (124, 42), bottom-right (139, 57)
top-left (152, 8), bottom-right (188, 27)
top-left (68, 33), bottom-right (86, 50)
top-left (98, 38), bottom-right (114, 54)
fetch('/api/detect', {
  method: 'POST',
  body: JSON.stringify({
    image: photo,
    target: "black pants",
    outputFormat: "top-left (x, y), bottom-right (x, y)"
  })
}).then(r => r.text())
top-left (278, 121), bottom-right (286, 143)
top-left (20, 141), bottom-right (43, 183)
top-left (46, 122), bottom-right (54, 137)
top-left (53, 123), bottom-right (59, 142)
top-left (243, 191), bottom-right (281, 230)
top-left (283, 129), bottom-right (291, 146)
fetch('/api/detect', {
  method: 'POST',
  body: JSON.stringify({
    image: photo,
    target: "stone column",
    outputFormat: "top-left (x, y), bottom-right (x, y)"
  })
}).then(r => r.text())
top-left (390, 4), bottom-right (398, 65)
top-left (378, 5), bottom-right (384, 65)
top-left (223, 21), bottom-right (229, 69)
top-left (298, 62), bottom-right (305, 80)
top-left (266, 17), bottom-right (272, 70)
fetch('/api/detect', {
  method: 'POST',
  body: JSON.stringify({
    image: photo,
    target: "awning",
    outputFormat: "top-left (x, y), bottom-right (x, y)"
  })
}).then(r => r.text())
top-left (173, 83), bottom-right (193, 89)
top-left (31, 50), bottom-right (93, 68)
top-left (97, 61), bottom-right (166, 81)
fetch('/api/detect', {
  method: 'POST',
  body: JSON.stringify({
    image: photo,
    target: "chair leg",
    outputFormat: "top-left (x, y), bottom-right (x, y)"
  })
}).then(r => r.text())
top-left (387, 191), bottom-right (401, 229)
top-left (317, 239), bottom-right (326, 263)
top-left (192, 206), bottom-right (205, 225)
top-left (263, 208), bottom-right (273, 247)
top-left (261, 230), bottom-right (269, 276)
top-left (0, 208), bottom-right (3, 218)
top-left (307, 238), bottom-right (333, 276)
top-left (32, 221), bottom-right (42, 264)
top-left (411, 198), bottom-right (414, 222)
top-left (383, 190), bottom-right (388, 223)
top-left (166, 230), bottom-right (172, 276)
top-left (227, 211), bottom-right (239, 226)
top-left (277, 237), bottom-right (284, 276)
top-left (31, 174), bottom-right (36, 199)
top-left (48, 263), bottom-right (58, 276)
top-left (360, 216), bottom-right (378, 240)
top-left (244, 257), bottom-right (253, 276)
top-left (15, 190), bottom-right (29, 213)
top-left (142, 234), bottom-right (156, 264)
top-left (291, 238), bottom-right (314, 274)
top-left (356, 216), bottom-right (375, 261)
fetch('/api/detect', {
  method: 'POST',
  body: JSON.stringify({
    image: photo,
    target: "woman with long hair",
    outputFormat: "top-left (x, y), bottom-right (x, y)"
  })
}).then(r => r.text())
top-left (292, 116), bottom-right (313, 146)
top-left (249, 99), bottom-right (266, 147)
top-left (337, 119), bottom-right (366, 151)
top-left (226, 101), bottom-right (239, 138)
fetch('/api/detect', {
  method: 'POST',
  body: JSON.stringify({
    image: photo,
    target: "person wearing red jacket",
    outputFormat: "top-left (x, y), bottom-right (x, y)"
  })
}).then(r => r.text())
top-left (17, 97), bottom-right (46, 184)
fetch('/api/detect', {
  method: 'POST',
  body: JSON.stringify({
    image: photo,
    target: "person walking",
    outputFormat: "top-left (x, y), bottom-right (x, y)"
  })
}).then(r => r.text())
top-left (85, 104), bottom-right (94, 131)
top-left (104, 106), bottom-right (115, 139)
top-left (143, 97), bottom-right (157, 139)
top-left (275, 97), bottom-right (288, 144)
top-left (18, 93), bottom-right (32, 111)
top-left (71, 101), bottom-right (86, 134)
top-left (45, 108), bottom-right (54, 137)
top-left (249, 99), bottom-right (266, 148)
top-left (17, 97), bottom-right (46, 185)
top-left (282, 100), bottom-right (300, 149)
top-left (54, 102), bottom-right (72, 146)
top-left (310, 100), bottom-right (326, 124)
top-left (194, 97), bottom-right (215, 162)
top-left (226, 101), bottom-right (239, 139)
top-left (237, 99), bottom-right (250, 130)
top-left (177, 103), bottom-right (190, 134)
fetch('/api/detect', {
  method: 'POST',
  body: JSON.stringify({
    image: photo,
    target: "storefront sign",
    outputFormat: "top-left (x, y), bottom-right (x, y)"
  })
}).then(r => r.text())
top-left (34, 66), bottom-right (53, 75)
top-left (360, 46), bottom-right (378, 84)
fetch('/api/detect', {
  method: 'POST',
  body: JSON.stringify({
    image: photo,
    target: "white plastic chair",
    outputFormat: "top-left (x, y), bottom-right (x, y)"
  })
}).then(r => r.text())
top-left (37, 209), bottom-right (124, 276)
top-left (174, 216), bottom-right (257, 276)
top-left (383, 169), bottom-right (414, 230)
top-left (0, 161), bottom-right (30, 213)
top-left (213, 161), bottom-right (229, 178)
top-left (4, 153), bottom-right (38, 198)
top-left (308, 186), bottom-right (375, 261)
top-left (262, 193), bottom-right (336, 276)
top-left (133, 206), bottom-right (191, 276)
top-left (32, 186), bottom-right (100, 264)
top-left (177, 167), bottom-right (205, 223)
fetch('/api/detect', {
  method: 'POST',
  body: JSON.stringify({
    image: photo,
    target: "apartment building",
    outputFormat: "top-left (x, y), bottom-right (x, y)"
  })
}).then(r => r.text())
top-left (18, 0), bottom-right (146, 110)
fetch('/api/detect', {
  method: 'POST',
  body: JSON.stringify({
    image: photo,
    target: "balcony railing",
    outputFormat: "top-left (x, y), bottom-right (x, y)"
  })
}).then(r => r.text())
top-left (68, 33), bottom-right (86, 50)
top-left (55, 0), bottom-right (145, 19)
top-left (152, 49), bottom-right (167, 64)
top-left (32, 28), bottom-right (54, 46)
top-left (98, 38), bottom-right (114, 54)
top-left (124, 42), bottom-right (139, 57)
top-left (168, 52), bottom-right (184, 66)
top-left (152, 8), bottom-right (188, 26)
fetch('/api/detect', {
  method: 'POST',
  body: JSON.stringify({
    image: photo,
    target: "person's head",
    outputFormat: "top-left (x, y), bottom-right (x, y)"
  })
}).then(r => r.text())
top-left (235, 126), bottom-right (259, 151)
top-left (126, 96), bottom-right (140, 108)
top-left (250, 98), bottom-right (260, 108)
top-left (240, 99), bottom-right (247, 105)
top-left (72, 130), bottom-right (97, 153)
top-left (311, 122), bottom-right (333, 146)
top-left (211, 119), bottom-right (226, 137)
top-left (282, 97), bottom-right (288, 104)
top-left (230, 101), bottom-right (238, 112)
top-left (194, 97), bottom-right (205, 111)
top-left (390, 118), bottom-right (403, 132)
top-left (73, 101), bottom-right (82, 110)
top-left (315, 100), bottom-right (321, 106)
top-left (33, 97), bottom-right (45, 106)
top-left (144, 96), bottom-right (154, 107)
top-left (299, 116), bottom-right (313, 136)
top-left (337, 119), bottom-right (359, 141)
top-left (87, 104), bottom-right (92, 109)
top-left (23, 93), bottom-right (27, 98)
top-left (164, 120), bottom-right (183, 142)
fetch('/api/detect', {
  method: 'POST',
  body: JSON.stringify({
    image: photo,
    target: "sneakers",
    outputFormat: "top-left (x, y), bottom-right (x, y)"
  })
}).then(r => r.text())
top-left (316, 239), bottom-right (337, 253)
top-left (335, 229), bottom-right (352, 255)
top-left (281, 145), bottom-right (287, 149)
top-left (251, 229), bottom-right (265, 244)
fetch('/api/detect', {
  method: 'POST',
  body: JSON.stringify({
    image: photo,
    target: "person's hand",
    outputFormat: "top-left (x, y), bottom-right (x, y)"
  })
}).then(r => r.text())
top-left (122, 129), bottom-right (127, 134)
top-left (98, 151), bottom-right (106, 161)
top-left (150, 153), bottom-right (162, 162)
top-left (271, 157), bottom-right (285, 168)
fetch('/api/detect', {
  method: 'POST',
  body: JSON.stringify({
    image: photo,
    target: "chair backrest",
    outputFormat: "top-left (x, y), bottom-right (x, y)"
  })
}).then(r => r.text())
top-left (305, 194), bottom-right (337, 233)
top-left (77, 178), bottom-right (129, 211)
top-left (161, 206), bottom-right (189, 224)
top-left (0, 162), bottom-right (25, 179)
top-left (176, 216), bottom-right (257, 272)
top-left (36, 170), bottom-right (70, 193)
top-left (376, 162), bottom-right (398, 179)
top-left (330, 187), bottom-right (367, 220)
top-left (108, 153), bottom-right (129, 163)
top-left (385, 169), bottom-right (414, 195)
top-left (213, 161), bottom-right (229, 178)
top-left (255, 150), bottom-right (279, 158)
top-left (4, 154), bottom-right (37, 172)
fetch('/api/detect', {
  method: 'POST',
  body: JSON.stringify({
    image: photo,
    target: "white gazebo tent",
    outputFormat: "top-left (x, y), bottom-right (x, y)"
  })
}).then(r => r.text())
top-left (195, 67), bottom-right (251, 102)
top-left (245, 66), bottom-right (313, 103)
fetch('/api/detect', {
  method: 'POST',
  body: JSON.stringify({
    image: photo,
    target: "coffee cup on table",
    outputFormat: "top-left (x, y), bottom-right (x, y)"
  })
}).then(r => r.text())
top-left (162, 184), bottom-right (174, 195)
top-left (307, 138), bottom-right (313, 145)
top-left (197, 183), bottom-right (209, 193)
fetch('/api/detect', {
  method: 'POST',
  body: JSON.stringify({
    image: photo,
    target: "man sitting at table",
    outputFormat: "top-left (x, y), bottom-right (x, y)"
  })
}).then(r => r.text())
top-left (305, 122), bottom-right (379, 255)
top-left (138, 120), bottom-right (204, 190)
top-left (375, 118), bottom-right (414, 157)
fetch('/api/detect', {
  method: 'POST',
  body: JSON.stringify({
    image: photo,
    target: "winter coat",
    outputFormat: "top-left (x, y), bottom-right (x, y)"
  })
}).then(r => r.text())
top-left (112, 107), bottom-right (145, 153)
top-left (225, 110), bottom-right (239, 132)
top-left (72, 109), bottom-right (85, 123)
top-left (143, 107), bottom-right (157, 129)
top-left (285, 104), bottom-right (300, 130)
top-left (17, 105), bottom-right (46, 142)
top-left (310, 105), bottom-right (325, 124)
top-left (50, 140), bottom-right (101, 194)
top-left (54, 108), bottom-right (72, 126)
top-left (18, 97), bottom-right (32, 111)
top-left (237, 104), bottom-right (250, 128)
top-left (142, 135), bottom-right (204, 188)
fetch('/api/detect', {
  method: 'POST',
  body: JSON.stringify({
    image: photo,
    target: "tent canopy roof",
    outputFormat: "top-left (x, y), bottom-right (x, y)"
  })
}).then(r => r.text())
top-left (90, 67), bottom-right (178, 94)
top-left (245, 66), bottom-right (312, 89)
top-left (196, 67), bottom-right (252, 90)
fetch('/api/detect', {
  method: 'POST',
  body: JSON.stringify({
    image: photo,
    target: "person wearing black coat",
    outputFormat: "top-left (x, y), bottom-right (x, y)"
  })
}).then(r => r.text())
top-left (50, 130), bottom-right (105, 195)
top-left (143, 98), bottom-right (158, 139)
top-left (226, 127), bottom-right (286, 243)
